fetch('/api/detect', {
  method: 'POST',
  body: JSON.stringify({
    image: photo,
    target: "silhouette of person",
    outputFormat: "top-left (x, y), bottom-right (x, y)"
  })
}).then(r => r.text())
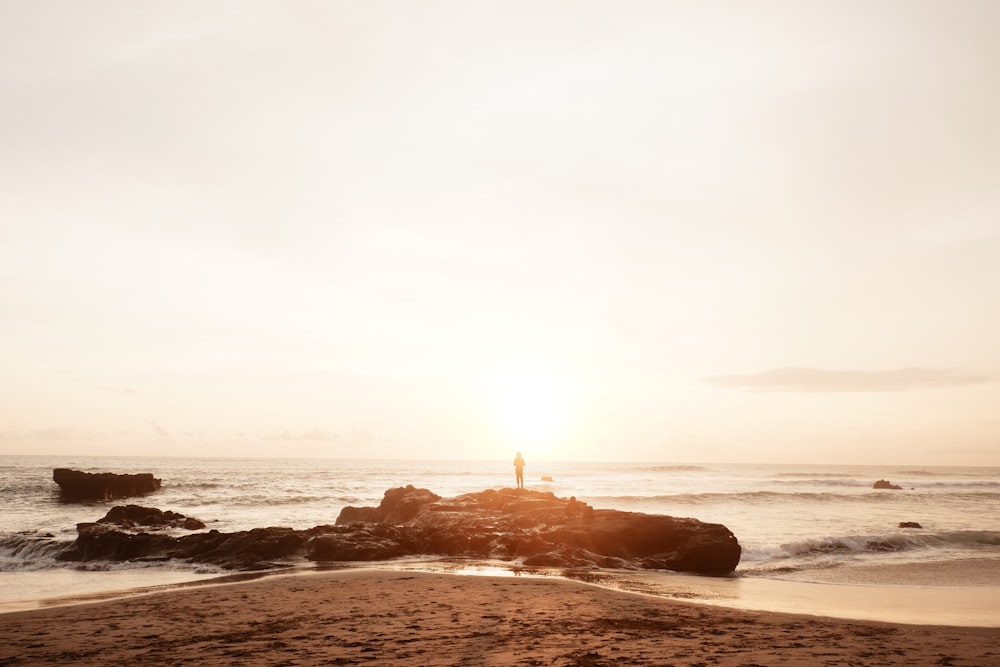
top-left (513, 451), bottom-right (525, 489)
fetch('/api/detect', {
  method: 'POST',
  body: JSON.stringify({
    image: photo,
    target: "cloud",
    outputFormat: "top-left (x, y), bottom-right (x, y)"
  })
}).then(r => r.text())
top-left (150, 421), bottom-right (170, 437)
top-left (703, 367), bottom-right (995, 392)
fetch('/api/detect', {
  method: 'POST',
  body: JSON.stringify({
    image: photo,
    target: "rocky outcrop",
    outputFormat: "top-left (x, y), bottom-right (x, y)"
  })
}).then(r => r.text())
top-left (337, 486), bottom-right (441, 524)
top-left (58, 524), bottom-right (312, 571)
top-left (97, 505), bottom-right (206, 531)
top-left (332, 486), bottom-right (741, 575)
top-left (898, 521), bottom-right (923, 529)
top-left (58, 486), bottom-right (742, 576)
top-left (53, 469), bottom-right (161, 501)
top-left (873, 479), bottom-right (903, 490)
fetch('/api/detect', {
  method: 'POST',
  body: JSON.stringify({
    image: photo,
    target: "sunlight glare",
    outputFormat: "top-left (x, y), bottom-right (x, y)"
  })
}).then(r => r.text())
top-left (484, 368), bottom-right (575, 456)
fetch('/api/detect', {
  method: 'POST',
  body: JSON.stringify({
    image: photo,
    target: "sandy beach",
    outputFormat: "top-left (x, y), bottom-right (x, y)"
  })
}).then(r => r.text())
top-left (1, 570), bottom-right (997, 666)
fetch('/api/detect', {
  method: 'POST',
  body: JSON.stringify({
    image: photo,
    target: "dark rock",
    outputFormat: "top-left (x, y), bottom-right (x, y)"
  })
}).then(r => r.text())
top-left (873, 479), bottom-right (903, 490)
top-left (898, 521), bottom-right (923, 529)
top-left (338, 485), bottom-right (441, 525)
top-left (178, 527), bottom-right (307, 570)
top-left (334, 486), bottom-right (741, 576)
top-left (58, 522), bottom-right (176, 563)
top-left (335, 506), bottom-right (380, 524)
top-left (53, 468), bottom-right (161, 501)
top-left (307, 527), bottom-right (406, 561)
top-left (58, 486), bottom-right (742, 576)
top-left (58, 523), bottom-right (306, 570)
top-left (97, 505), bottom-right (205, 531)
top-left (183, 517), bottom-right (207, 530)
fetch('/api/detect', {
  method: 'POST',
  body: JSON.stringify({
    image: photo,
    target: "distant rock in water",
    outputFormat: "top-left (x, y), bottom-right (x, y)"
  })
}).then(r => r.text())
top-left (58, 486), bottom-right (742, 576)
top-left (53, 468), bottom-right (161, 501)
top-left (873, 479), bottom-right (903, 490)
top-left (898, 521), bottom-right (923, 529)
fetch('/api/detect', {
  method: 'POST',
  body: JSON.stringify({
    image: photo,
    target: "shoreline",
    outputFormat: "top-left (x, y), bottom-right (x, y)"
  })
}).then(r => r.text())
top-left (4, 557), bottom-right (1000, 628)
top-left (2, 569), bottom-right (997, 666)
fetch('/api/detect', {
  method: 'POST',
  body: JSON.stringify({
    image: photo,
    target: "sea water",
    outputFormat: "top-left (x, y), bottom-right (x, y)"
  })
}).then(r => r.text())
top-left (2, 455), bottom-right (999, 619)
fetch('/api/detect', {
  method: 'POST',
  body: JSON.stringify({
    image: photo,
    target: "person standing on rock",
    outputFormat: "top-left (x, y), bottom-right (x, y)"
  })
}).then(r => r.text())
top-left (513, 452), bottom-right (525, 489)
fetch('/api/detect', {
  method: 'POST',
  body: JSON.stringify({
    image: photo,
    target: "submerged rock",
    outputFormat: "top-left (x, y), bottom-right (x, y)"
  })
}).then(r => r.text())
top-left (53, 468), bottom-right (161, 502)
top-left (58, 486), bottom-right (742, 576)
top-left (873, 479), bottom-right (903, 490)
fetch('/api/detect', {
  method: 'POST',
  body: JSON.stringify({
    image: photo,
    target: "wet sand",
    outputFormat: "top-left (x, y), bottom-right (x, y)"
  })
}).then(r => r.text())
top-left (1, 569), bottom-right (997, 666)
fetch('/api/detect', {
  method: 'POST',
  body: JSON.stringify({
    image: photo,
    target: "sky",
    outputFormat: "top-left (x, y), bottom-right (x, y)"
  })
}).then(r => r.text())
top-left (1, 1), bottom-right (998, 465)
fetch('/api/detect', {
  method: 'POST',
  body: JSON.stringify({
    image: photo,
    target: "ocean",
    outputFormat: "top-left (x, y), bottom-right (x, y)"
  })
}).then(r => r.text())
top-left (3, 455), bottom-right (999, 622)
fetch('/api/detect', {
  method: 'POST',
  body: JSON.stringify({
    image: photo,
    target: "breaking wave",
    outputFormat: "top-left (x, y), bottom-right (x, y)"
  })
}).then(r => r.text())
top-left (0, 533), bottom-right (72, 572)
top-left (742, 530), bottom-right (1000, 564)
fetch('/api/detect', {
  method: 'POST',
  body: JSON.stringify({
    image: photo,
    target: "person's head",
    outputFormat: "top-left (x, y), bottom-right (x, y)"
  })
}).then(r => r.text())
top-left (516, 451), bottom-right (521, 456)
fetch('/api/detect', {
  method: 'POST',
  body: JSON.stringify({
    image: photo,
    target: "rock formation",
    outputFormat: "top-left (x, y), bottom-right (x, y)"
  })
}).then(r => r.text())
top-left (53, 468), bottom-right (161, 501)
top-left (97, 505), bottom-right (206, 531)
top-left (898, 521), bottom-right (923, 529)
top-left (331, 486), bottom-right (741, 575)
top-left (58, 486), bottom-right (742, 576)
top-left (872, 479), bottom-right (903, 490)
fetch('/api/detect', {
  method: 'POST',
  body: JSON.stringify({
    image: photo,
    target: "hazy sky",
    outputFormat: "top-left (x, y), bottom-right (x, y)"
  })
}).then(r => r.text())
top-left (2, 1), bottom-right (998, 465)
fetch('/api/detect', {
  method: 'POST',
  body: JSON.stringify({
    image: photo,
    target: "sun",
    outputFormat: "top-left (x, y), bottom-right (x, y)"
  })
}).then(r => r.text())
top-left (483, 368), bottom-right (575, 456)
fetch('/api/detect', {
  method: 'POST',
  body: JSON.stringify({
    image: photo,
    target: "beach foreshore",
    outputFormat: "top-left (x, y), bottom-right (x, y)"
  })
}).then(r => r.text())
top-left (1, 570), bottom-right (997, 666)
